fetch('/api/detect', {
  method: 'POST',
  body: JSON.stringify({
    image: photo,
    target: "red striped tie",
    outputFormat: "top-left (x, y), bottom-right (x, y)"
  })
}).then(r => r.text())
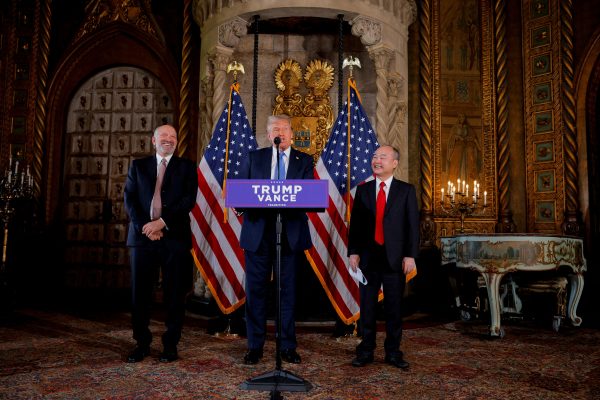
top-left (375, 181), bottom-right (386, 245)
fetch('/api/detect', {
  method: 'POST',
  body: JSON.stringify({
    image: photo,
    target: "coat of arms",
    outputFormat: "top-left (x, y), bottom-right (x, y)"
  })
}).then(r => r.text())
top-left (273, 59), bottom-right (335, 162)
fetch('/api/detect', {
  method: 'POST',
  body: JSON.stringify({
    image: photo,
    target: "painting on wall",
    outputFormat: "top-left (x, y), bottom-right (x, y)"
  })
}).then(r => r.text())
top-left (532, 53), bottom-right (551, 76)
top-left (535, 200), bottom-right (555, 223)
top-left (535, 170), bottom-right (555, 193)
top-left (534, 111), bottom-right (553, 134)
top-left (533, 82), bottom-right (552, 105)
top-left (531, 25), bottom-right (551, 48)
top-left (534, 140), bottom-right (554, 162)
top-left (439, 0), bottom-right (483, 187)
top-left (531, 0), bottom-right (550, 19)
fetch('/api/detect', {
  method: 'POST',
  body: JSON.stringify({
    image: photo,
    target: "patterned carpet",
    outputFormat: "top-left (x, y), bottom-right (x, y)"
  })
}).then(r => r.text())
top-left (1, 308), bottom-right (599, 399)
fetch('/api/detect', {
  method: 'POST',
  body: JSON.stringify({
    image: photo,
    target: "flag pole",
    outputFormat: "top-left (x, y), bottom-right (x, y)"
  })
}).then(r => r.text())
top-left (222, 61), bottom-right (245, 223)
top-left (342, 56), bottom-right (362, 223)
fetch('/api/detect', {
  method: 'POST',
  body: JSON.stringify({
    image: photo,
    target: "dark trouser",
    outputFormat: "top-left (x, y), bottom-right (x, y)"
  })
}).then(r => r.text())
top-left (357, 245), bottom-right (406, 358)
top-left (244, 225), bottom-right (298, 351)
top-left (129, 238), bottom-right (192, 349)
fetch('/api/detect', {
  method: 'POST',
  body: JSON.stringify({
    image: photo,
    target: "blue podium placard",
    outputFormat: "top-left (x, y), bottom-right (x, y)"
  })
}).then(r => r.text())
top-left (225, 179), bottom-right (328, 208)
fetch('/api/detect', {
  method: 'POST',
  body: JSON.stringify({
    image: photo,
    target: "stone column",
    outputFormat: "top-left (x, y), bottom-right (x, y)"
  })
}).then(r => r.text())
top-left (209, 47), bottom-right (233, 130)
top-left (206, 16), bottom-right (247, 131)
top-left (387, 75), bottom-right (408, 177)
top-left (367, 45), bottom-right (394, 145)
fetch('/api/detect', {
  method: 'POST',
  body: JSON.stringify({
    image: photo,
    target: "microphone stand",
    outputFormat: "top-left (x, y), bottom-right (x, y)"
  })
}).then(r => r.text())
top-left (241, 137), bottom-right (312, 399)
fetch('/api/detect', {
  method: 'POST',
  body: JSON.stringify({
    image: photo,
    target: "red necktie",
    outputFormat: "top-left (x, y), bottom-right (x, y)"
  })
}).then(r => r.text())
top-left (375, 181), bottom-right (386, 245)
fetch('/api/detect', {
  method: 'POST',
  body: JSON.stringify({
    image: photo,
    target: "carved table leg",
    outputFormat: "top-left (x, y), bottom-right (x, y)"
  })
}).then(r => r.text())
top-left (567, 273), bottom-right (584, 326)
top-left (482, 272), bottom-right (505, 337)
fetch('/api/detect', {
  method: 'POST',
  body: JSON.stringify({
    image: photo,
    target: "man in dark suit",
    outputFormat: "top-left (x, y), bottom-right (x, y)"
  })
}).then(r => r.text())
top-left (238, 114), bottom-right (314, 365)
top-left (124, 124), bottom-right (197, 363)
top-left (348, 145), bottom-right (419, 370)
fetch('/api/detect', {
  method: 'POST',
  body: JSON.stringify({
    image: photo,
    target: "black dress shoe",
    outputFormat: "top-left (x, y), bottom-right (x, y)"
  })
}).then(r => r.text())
top-left (385, 355), bottom-right (409, 369)
top-left (243, 349), bottom-right (263, 365)
top-left (159, 347), bottom-right (178, 363)
top-left (351, 354), bottom-right (374, 367)
top-left (127, 346), bottom-right (150, 363)
top-left (281, 349), bottom-right (301, 364)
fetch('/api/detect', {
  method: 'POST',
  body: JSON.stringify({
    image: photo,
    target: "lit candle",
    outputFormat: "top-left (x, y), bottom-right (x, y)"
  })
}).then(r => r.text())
top-left (484, 191), bottom-right (487, 205)
top-left (466, 184), bottom-right (469, 197)
top-left (447, 181), bottom-right (450, 194)
top-left (441, 188), bottom-right (444, 204)
top-left (457, 178), bottom-right (460, 193)
top-left (14, 160), bottom-right (19, 175)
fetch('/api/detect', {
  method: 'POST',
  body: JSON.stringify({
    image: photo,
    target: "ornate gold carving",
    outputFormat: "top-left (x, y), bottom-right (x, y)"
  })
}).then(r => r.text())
top-left (177, 0), bottom-right (192, 158)
top-left (428, 0), bottom-right (497, 245)
top-left (32, 0), bottom-right (52, 199)
top-left (559, 0), bottom-right (581, 235)
top-left (272, 59), bottom-right (335, 162)
top-left (419, 0), bottom-right (435, 247)
top-left (273, 59), bottom-right (303, 117)
top-left (522, 0), bottom-right (565, 233)
top-left (74, 0), bottom-right (160, 43)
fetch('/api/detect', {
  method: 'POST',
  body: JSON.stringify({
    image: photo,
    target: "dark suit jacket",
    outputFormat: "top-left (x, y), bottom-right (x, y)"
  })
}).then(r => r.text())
top-left (348, 178), bottom-right (419, 272)
top-left (239, 147), bottom-right (314, 252)
top-left (124, 155), bottom-right (198, 247)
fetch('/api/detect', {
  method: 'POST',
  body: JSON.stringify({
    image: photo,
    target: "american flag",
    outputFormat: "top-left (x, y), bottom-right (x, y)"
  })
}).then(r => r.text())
top-left (305, 79), bottom-right (379, 324)
top-left (191, 85), bottom-right (257, 314)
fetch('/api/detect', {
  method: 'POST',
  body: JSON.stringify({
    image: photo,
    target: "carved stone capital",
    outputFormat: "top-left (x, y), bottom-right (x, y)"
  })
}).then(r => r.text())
top-left (209, 47), bottom-right (233, 71)
top-left (218, 17), bottom-right (248, 48)
top-left (368, 46), bottom-right (394, 71)
top-left (350, 16), bottom-right (382, 46)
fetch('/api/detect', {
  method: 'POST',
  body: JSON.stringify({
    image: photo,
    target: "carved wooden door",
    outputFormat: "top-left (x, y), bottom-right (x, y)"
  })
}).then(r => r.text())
top-left (63, 67), bottom-right (174, 288)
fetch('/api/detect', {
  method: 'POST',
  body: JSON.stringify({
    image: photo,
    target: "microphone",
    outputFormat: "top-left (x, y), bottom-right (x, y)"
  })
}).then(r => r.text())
top-left (273, 137), bottom-right (281, 147)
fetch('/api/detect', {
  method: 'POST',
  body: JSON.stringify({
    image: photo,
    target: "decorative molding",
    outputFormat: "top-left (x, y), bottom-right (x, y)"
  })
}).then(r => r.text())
top-left (418, 0), bottom-right (435, 247)
top-left (209, 47), bottom-right (233, 131)
top-left (350, 16), bottom-right (382, 46)
top-left (178, 0), bottom-right (193, 158)
top-left (522, 0), bottom-right (565, 233)
top-left (367, 46), bottom-right (393, 143)
top-left (73, 0), bottom-right (163, 44)
top-left (218, 16), bottom-right (248, 48)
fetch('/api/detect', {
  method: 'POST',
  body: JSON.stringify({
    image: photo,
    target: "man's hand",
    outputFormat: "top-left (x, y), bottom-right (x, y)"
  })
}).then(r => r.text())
top-left (402, 257), bottom-right (416, 275)
top-left (349, 254), bottom-right (360, 272)
top-left (147, 231), bottom-right (163, 241)
top-left (142, 219), bottom-right (165, 238)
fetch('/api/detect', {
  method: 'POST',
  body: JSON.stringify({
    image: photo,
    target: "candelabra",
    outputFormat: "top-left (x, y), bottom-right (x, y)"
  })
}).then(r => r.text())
top-left (1, 160), bottom-right (34, 280)
top-left (440, 179), bottom-right (488, 234)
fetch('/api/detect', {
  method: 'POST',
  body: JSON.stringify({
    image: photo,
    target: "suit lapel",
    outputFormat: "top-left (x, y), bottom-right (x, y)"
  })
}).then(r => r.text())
top-left (261, 148), bottom-right (272, 179)
top-left (385, 179), bottom-right (400, 215)
top-left (287, 148), bottom-right (301, 179)
top-left (365, 180), bottom-right (377, 213)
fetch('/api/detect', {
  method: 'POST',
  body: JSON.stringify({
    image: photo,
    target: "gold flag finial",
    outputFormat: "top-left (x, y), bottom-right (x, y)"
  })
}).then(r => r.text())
top-left (226, 61), bottom-right (245, 81)
top-left (342, 56), bottom-right (361, 78)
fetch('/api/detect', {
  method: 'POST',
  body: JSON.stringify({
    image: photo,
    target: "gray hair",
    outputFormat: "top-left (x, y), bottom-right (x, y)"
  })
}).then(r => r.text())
top-left (267, 114), bottom-right (291, 132)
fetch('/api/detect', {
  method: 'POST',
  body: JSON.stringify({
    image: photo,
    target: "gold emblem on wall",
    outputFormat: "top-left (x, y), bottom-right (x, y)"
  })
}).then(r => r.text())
top-left (273, 59), bottom-right (335, 162)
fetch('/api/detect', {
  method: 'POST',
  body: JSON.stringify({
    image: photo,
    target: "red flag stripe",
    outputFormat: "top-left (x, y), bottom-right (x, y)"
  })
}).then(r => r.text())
top-left (197, 162), bottom-right (244, 266)
top-left (308, 210), bottom-right (359, 302)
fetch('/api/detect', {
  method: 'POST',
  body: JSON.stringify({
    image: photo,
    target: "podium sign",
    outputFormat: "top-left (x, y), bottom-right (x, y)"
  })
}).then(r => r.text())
top-left (225, 179), bottom-right (328, 208)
